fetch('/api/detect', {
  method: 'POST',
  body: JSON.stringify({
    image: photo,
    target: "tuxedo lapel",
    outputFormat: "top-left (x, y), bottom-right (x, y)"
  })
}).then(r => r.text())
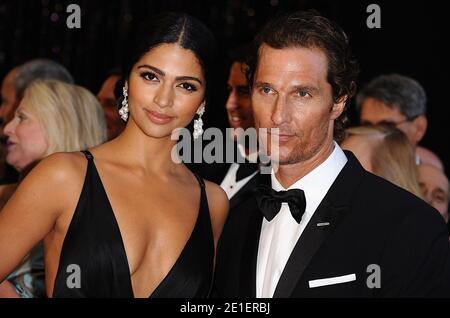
top-left (273, 151), bottom-right (366, 297)
top-left (239, 208), bottom-right (263, 297)
top-left (239, 173), bottom-right (271, 297)
top-left (217, 163), bottom-right (232, 183)
top-left (273, 199), bottom-right (348, 297)
top-left (229, 173), bottom-right (259, 210)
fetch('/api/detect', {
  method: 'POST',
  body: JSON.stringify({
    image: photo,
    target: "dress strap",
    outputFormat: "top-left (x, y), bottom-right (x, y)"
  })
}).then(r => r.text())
top-left (193, 173), bottom-right (205, 188)
top-left (81, 150), bottom-right (94, 160)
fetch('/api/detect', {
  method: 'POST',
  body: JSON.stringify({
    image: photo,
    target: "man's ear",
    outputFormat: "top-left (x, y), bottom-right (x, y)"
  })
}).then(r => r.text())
top-left (412, 115), bottom-right (427, 143)
top-left (330, 96), bottom-right (347, 120)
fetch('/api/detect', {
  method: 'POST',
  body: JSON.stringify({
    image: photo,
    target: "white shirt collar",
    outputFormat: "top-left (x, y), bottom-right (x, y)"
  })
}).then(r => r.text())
top-left (271, 141), bottom-right (348, 216)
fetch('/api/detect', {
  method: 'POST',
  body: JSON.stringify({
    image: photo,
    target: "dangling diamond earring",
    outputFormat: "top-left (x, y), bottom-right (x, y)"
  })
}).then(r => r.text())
top-left (193, 103), bottom-right (205, 140)
top-left (119, 87), bottom-right (129, 121)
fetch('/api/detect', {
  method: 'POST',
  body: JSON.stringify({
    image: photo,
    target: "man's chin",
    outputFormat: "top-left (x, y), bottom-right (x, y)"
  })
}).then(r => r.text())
top-left (263, 151), bottom-right (293, 166)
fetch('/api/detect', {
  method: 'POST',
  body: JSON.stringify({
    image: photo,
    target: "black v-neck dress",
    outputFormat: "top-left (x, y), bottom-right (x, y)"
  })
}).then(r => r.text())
top-left (52, 151), bottom-right (214, 298)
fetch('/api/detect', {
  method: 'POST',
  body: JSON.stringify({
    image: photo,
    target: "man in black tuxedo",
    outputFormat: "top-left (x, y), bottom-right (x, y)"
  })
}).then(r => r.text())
top-left (214, 10), bottom-right (450, 297)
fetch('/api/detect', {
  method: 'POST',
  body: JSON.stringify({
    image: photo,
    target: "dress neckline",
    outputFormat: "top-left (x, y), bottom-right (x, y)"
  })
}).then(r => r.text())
top-left (89, 152), bottom-right (204, 298)
top-left (53, 150), bottom-right (206, 298)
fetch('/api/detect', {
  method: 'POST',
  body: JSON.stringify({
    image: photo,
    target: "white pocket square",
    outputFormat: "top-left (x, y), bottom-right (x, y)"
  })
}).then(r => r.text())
top-left (308, 273), bottom-right (356, 288)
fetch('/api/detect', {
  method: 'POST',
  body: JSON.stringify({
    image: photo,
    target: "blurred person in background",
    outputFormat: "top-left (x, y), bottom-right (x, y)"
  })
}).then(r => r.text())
top-left (97, 70), bottom-right (125, 140)
top-left (219, 44), bottom-right (260, 197)
top-left (0, 59), bottom-right (74, 185)
top-left (341, 125), bottom-right (423, 199)
top-left (189, 44), bottom-right (259, 190)
top-left (417, 163), bottom-right (449, 223)
top-left (0, 67), bottom-right (20, 184)
top-left (0, 80), bottom-right (107, 297)
top-left (356, 74), bottom-right (443, 170)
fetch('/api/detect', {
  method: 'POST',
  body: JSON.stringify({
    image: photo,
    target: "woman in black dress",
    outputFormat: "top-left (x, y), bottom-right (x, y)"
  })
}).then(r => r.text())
top-left (0, 12), bottom-right (228, 298)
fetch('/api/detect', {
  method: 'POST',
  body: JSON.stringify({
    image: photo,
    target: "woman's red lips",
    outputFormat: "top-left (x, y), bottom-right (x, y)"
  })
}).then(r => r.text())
top-left (144, 109), bottom-right (174, 125)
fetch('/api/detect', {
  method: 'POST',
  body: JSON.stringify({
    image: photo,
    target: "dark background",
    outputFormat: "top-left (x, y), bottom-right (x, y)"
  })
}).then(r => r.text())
top-left (0, 0), bottom-right (448, 172)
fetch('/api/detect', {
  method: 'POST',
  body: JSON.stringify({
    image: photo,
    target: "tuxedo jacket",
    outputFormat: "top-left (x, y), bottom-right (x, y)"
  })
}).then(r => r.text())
top-left (214, 151), bottom-right (450, 297)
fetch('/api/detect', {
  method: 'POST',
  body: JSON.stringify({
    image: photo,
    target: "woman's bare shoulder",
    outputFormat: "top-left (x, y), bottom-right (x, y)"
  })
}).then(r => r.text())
top-left (14, 152), bottom-right (90, 205)
top-left (30, 152), bottom-right (88, 182)
top-left (0, 152), bottom-right (90, 281)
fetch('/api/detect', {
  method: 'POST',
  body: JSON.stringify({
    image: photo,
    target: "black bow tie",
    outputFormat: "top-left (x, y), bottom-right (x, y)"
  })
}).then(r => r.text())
top-left (255, 184), bottom-right (306, 223)
top-left (236, 163), bottom-right (259, 182)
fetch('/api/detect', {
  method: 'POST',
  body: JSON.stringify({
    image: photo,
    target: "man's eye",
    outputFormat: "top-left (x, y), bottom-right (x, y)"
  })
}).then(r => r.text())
top-left (261, 86), bottom-right (272, 94)
top-left (141, 72), bottom-right (158, 81)
top-left (178, 82), bottom-right (197, 92)
top-left (297, 90), bottom-right (310, 98)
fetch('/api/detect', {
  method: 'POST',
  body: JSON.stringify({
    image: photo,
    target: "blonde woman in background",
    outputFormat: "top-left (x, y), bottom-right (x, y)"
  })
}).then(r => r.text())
top-left (0, 80), bottom-right (107, 297)
top-left (341, 125), bottom-right (423, 199)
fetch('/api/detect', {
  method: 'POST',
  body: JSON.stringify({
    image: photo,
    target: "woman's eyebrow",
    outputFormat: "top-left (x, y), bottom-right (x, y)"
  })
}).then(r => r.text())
top-left (137, 64), bottom-right (203, 85)
top-left (137, 64), bottom-right (165, 76)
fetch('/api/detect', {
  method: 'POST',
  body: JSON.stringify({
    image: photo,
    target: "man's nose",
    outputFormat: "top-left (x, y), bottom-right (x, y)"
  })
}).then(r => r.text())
top-left (271, 96), bottom-right (289, 125)
top-left (225, 90), bottom-right (238, 111)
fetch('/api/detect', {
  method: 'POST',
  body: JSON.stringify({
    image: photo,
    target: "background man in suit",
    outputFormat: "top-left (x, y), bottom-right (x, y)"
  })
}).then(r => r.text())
top-left (214, 10), bottom-right (450, 297)
top-left (188, 45), bottom-right (260, 192)
top-left (356, 74), bottom-right (443, 170)
top-left (220, 45), bottom-right (259, 199)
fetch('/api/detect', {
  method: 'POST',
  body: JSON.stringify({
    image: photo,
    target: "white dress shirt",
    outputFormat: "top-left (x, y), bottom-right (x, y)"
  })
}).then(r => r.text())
top-left (256, 142), bottom-right (348, 298)
top-left (220, 143), bottom-right (259, 199)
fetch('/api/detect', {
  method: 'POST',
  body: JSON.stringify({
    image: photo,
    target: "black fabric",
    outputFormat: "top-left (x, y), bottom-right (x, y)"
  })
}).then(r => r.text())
top-left (236, 163), bottom-right (259, 182)
top-left (186, 162), bottom-right (231, 185)
top-left (0, 162), bottom-right (19, 185)
top-left (214, 151), bottom-right (450, 297)
top-left (255, 184), bottom-right (306, 223)
top-left (52, 150), bottom-right (214, 298)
